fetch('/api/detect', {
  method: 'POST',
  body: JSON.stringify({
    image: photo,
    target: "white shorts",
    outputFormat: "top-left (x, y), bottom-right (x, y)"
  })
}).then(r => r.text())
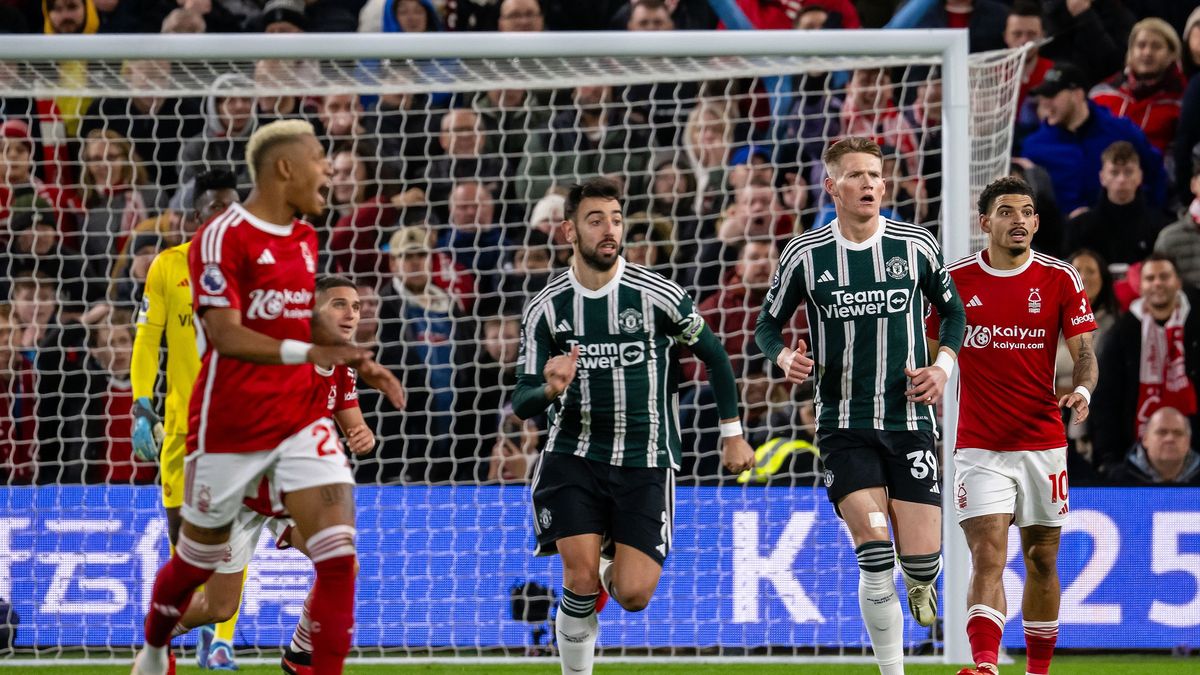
top-left (954, 447), bottom-right (1069, 528)
top-left (218, 508), bottom-right (294, 574)
top-left (182, 417), bottom-right (353, 530)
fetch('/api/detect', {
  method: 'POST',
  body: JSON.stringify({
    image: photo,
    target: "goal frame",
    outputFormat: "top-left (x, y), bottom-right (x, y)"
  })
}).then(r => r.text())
top-left (0, 28), bottom-right (974, 665)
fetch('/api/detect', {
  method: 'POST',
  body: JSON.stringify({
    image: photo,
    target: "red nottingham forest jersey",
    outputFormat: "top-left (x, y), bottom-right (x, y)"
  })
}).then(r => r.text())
top-left (187, 203), bottom-right (328, 454)
top-left (927, 250), bottom-right (1097, 451)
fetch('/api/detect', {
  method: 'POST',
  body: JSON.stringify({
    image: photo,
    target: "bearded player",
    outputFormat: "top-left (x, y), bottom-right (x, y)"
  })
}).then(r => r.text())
top-left (927, 176), bottom-right (1098, 675)
top-left (515, 177), bottom-right (755, 675)
top-left (132, 120), bottom-right (403, 675)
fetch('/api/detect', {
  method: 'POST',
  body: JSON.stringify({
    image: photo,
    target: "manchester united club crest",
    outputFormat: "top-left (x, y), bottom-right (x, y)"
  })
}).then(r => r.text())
top-left (1028, 287), bottom-right (1042, 314)
top-left (300, 241), bottom-right (316, 274)
top-left (539, 507), bottom-right (552, 529)
top-left (619, 308), bottom-right (642, 334)
top-left (885, 256), bottom-right (909, 280)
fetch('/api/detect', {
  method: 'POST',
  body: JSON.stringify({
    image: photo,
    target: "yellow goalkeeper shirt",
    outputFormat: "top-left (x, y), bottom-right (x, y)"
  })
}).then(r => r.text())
top-left (132, 241), bottom-right (198, 436)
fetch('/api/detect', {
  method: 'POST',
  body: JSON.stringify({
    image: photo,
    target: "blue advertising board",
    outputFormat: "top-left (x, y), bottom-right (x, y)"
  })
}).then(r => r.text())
top-left (0, 486), bottom-right (1196, 649)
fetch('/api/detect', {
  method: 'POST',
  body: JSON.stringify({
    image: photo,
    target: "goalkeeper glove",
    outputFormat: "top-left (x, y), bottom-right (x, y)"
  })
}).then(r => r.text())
top-left (131, 397), bottom-right (164, 462)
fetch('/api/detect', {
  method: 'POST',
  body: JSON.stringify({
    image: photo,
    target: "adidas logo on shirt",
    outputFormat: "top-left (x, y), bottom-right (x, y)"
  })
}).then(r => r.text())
top-left (817, 270), bottom-right (835, 284)
top-left (556, 319), bottom-right (573, 334)
top-left (256, 249), bottom-right (276, 265)
top-left (966, 295), bottom-right (983, 308)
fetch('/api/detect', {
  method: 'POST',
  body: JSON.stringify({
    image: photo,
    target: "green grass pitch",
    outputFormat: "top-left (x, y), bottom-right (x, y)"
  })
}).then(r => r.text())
top-left (15, 655), bottom-right (1199, 674)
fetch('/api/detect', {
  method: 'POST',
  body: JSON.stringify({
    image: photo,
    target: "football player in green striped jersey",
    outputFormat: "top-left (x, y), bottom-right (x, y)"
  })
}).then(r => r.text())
top-left (515, 177), bottom-right (754, 675)
top-left (756, 136), bottom-right (966, 675)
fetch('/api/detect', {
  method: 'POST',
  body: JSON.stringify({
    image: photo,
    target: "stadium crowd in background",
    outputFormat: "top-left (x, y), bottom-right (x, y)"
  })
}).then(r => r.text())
top-left (2, 0), bottom-right (1200, 489)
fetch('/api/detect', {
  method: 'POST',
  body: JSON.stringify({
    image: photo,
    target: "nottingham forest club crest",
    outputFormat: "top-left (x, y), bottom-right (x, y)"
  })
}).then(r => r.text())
top-left (619, 308), bottom-right (643, 334)
top-left (885, 256), bottom-right (909, 280)
top-left (1028, 287), bottom-right (1042, 314)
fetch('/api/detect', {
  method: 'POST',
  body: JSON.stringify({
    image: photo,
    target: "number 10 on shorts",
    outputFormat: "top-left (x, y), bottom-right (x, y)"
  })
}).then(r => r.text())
top-left (1048, 470), bottom-right (1068, 503)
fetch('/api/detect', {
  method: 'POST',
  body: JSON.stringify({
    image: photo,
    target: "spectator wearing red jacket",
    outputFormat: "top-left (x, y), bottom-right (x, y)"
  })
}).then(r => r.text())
top-left (726, 0), bottom-right (860, 30)
top-left (84, 308), bottom-right (154, 484)
top-left (0, 119), bottom-right (78, 233)
top-left (327, 140), bottom-right (404, 285)
top-left (1006, 1), bottom-right (1055, 111)
top-left (1090, 17), bottom-right (1187, 154)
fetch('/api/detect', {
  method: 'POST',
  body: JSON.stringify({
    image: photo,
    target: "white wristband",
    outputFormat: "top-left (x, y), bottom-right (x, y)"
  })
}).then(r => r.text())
top-left (280, 339), bottom-right (313, 365)
top-left (1073, 385), bottom-right (1092, 405)
top-left (720, 421), bottom-right (743, 438)
top-left (933, 351), bottom-right (955, 378)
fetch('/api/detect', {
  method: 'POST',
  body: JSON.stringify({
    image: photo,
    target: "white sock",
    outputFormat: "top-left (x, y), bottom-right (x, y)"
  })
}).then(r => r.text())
top-left (599, 558), bottom-right (614, 598)
top-left (290, 593), bottom-right (313, 653)
top-left (135, 645), bottom-right (169, 675)
top-left (856, 540), bottom-right (905, 675)
top-left (557, 587), bottom-right (599, 675)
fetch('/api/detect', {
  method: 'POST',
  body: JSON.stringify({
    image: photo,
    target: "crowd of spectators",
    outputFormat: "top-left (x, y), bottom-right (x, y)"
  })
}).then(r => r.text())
top-left (2, 0), bottom-right (1200, 487)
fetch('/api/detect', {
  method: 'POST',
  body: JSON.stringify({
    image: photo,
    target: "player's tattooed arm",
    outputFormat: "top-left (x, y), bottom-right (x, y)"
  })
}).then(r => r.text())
top-left (1068, 331), bottom-right (1098, 393)
top-left (1060, 331), bottom-right (1098, 424)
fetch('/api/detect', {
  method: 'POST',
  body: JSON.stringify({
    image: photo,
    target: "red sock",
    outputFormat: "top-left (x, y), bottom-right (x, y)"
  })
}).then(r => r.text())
top-left (1023, 620), bottom-right (1058, 674)
top-left (966, 604), bottom-right (1005, 670)
top-left (307, 526), bottom-right (357, 675)
top-left (143, 536), bottom-right (223, 647)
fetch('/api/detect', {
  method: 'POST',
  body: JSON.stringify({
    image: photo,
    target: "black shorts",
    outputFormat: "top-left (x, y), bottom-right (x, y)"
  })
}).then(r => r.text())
top-left (531, 451), bottom-right (674, 566)
top-left (815, 428), bottom-right (941, 511)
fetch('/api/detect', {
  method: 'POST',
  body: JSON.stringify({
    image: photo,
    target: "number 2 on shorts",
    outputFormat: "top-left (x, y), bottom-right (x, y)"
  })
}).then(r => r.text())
top-left (312, 424), bottom-right (340, 457)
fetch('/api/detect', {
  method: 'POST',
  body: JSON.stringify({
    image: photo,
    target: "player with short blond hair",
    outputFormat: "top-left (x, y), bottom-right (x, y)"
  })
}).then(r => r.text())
top-left (133, 120), bottom-right (403, 675)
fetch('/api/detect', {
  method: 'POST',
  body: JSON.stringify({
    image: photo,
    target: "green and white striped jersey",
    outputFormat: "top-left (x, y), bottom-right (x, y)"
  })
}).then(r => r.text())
top-left (516, 258), bottom-right (706, 469)
top-left (756, 218), bottom-right (965, 432)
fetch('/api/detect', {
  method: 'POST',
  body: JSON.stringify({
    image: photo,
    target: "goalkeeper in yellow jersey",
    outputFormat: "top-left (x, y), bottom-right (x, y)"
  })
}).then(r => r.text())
top-left (131, 168), bottom-right (240, 671)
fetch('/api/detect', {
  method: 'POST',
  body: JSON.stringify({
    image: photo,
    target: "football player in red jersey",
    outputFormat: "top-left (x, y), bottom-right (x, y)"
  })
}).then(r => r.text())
top-left (162, 276), bottom-right (381, 675)
top-left (927, 176), bottom-right (1098, 675)
top-left (133, 120), bottom-right (403, 675)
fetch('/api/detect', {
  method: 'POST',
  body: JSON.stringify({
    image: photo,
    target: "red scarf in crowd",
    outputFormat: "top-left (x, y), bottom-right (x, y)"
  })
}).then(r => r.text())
top-left (1134, 292), bottom-right (1198, 438)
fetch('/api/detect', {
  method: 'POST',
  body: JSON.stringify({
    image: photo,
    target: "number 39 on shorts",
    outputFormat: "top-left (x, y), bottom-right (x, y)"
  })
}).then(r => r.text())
top-left (906, 450), bottom-right (939, 480)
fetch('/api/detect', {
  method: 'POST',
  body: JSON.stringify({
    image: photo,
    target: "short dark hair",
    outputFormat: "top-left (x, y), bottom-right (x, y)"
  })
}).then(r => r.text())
top-left (1008, 0), bottom-right (1042, 19)
top-left (978, 175), bottom-right (1037, 215)
top-left (194, 168), bottom-right (238, 197)
top-left (1142, 251), bottom-right (1179, 274)
top-left (632, 0), bottom-right (669, 12)
top-left (564, 177), bottom-right (623, 222)
top-left (316, 275), bottom-right (356, 295)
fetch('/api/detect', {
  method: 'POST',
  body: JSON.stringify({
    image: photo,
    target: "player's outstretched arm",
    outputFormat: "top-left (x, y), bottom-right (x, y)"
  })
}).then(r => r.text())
top-left (690, 327), bottom-right (755, 473)
top-left (201, 307), bottom-right (370, 367)
top-left (355, 359), bottom-right (406, 410)
top-left (1058, 331), bottom-right (1098, 425)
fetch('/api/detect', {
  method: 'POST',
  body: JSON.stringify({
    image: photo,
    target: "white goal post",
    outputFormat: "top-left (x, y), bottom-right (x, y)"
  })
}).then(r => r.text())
top-left (0, 29), bottom-right (1025, 665)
